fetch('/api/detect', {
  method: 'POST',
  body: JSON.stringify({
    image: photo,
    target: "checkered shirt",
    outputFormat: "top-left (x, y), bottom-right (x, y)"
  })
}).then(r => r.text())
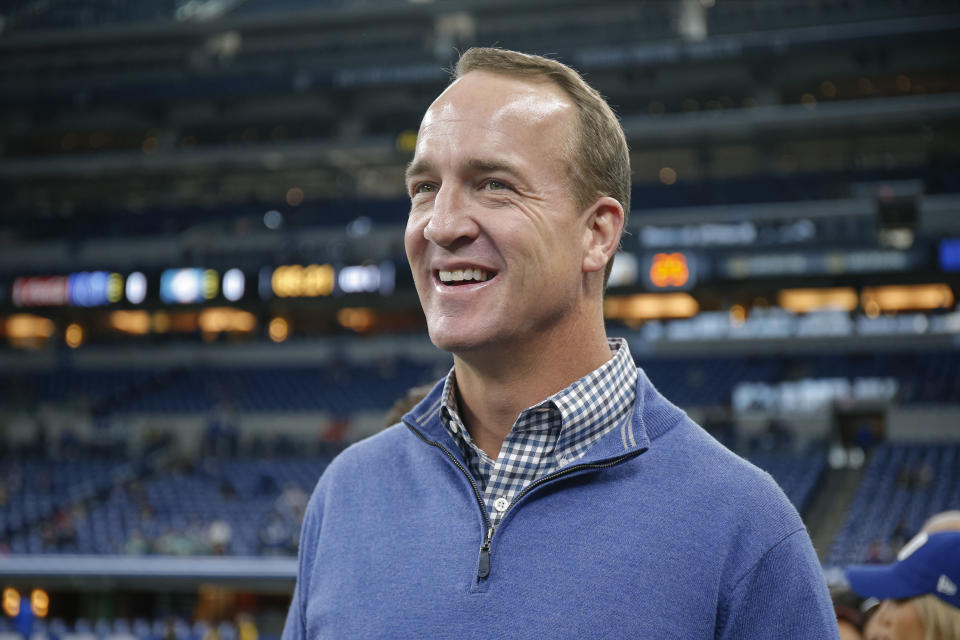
top-left (440, 337), bottom-right (638, 528)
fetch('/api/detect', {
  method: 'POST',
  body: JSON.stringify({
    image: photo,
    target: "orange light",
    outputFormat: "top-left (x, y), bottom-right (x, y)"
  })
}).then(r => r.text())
top-left (285, 187), bottom-right (304, 206)
top-left (604, 293), bottom-right (699, 321)
top-left (269, 317), bottom-right (289, 343)
top-left (198, 308), bottom-right (257, 333)
top-left (6, 314), bottom-right (55, 339)
top-left (272, 264), bottom-right (335, 298)
top-left (2, 588), bottom-right (19, 618)
top-left (658, 167), bottom-right (678, 186)
top-left (730, 304), bottom-right (746, 326)
top-left (30, 589), bottom-right (49, 618)
top-left (337, 307), bottom-right (376, 333)
top-left (649, 253), bottom-right (690, 288)
top-left (861, 284), bottom-right (954, 312)
top-left (152, 312), bottom-right (171, 333)
top-left (110, 310), bottom-right (151, 335)
top-left (65, 323), bottom-right (84, 348)
top-left (778, 288), bottom-right (858, 314)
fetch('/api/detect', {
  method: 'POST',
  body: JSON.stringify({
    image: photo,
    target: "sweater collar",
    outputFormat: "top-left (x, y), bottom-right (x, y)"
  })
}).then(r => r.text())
top-left (404, 344), bottom-right (687, 466)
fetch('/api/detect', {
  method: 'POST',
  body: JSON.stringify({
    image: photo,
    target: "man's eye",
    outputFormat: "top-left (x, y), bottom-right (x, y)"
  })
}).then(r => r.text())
top-left (413, 183), bottom-right (436, 195)
top-left (484, 180), bottom-right (508, 191)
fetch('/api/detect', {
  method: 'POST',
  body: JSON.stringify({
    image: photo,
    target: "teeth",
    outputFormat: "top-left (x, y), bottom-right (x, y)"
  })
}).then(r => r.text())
top-left (438, 268), bottom-right (491, 284)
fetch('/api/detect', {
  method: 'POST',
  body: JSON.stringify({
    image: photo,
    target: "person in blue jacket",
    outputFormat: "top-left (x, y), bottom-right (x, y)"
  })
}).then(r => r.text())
top-left (283, 47), bottom-right (839, 639)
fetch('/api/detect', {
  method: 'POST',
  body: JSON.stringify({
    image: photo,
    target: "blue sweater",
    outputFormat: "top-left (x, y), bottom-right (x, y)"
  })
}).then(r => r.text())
top-left (284, 370), bottom-right (839, 639)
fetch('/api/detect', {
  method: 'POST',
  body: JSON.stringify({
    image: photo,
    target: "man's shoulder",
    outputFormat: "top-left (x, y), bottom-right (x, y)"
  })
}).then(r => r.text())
top-left (649, 418), bottom-right (805, 530)
top-left (323, 422), bottom-right (412, 477)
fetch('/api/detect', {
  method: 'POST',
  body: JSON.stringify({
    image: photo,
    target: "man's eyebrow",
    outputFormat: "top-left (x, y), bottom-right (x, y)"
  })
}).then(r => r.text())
top-left (465, 158), bottom-right (524, 177)
top-left (405, 159), bottom-right (433, 183)
top-left (405, 158), bottom-right (526, 183)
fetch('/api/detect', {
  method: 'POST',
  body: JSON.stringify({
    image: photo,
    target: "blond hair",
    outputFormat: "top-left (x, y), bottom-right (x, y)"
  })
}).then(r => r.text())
top-left (454, 47), bottom-right (630, 286)
top-left (913, 594), bottom-right (960, 640)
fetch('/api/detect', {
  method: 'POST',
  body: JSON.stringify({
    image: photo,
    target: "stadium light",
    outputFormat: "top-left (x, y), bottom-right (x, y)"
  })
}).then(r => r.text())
top-left (271, 264), bottom-right (335, 298)
top-left (2, 588), bottom-right (18, 618)
top-left (65, 323), bottom-right (84, 348)
top-left (862, 284), bottom-right (954, 313)
top-left (6, 314), bottom-right (55, 340)
top-left (603, 293), bottom-right (699, 321)
top-left (269, 317), bottom-right (289, 343)
top-left (125, 272), bottom-right (147, 304)
top-left (198, 308), bottom-right (257, 333)
top-left (110, 310), bottom-right (151, 335)
top-left (337, 308), bottom-right (376, 333)
top-left (223, 269), bottom-right (245, 302)
top-left (30, 589), bottom-right (49, 618)
top-left (778, 288), bottom-right (858, 313)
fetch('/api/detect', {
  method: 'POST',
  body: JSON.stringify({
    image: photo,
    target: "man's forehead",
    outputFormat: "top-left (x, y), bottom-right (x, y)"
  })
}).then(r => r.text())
top-left (422, 71), bottom-right (574, 131)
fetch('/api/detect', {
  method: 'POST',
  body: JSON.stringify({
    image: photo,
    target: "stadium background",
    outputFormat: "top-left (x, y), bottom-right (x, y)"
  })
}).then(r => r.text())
top-left (0, 0), bottom-right (959, 636)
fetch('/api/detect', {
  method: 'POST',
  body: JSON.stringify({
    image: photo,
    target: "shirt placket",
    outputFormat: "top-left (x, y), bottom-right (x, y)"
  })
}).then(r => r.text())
top-left (484, 409), bottom-right (561, 526)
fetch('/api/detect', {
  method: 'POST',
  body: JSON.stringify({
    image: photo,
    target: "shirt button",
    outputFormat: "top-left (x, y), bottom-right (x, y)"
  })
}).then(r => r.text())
top-left (494, 497), bottom-right (509, 512)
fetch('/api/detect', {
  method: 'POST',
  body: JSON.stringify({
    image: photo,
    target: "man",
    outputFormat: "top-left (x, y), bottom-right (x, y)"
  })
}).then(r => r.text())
top-left (284, 48), bottom-right (838, 639)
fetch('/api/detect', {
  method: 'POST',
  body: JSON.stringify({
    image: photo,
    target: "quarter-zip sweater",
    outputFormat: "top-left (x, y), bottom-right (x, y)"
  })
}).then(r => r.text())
top-left (283, 368), bottom-right (839, 640)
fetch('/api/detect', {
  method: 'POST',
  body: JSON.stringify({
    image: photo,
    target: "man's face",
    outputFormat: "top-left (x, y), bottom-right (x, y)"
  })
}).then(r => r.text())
top-left (404, 71), bottom-right (592, 355)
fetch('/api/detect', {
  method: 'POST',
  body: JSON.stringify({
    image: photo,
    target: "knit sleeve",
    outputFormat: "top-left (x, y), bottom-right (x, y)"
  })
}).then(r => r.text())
top-left (281, 480), bottom-right (325, 640)
top-left (716, 528), bottom-right (840, 639)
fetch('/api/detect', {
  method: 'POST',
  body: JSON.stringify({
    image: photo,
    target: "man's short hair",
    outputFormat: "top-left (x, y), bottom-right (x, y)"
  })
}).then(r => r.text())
top-left (453, 47), bottom-right (631, 286)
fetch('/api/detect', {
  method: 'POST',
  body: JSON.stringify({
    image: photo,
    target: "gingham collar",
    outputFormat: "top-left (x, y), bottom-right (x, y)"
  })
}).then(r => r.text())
top-left (438, 338), bottom-right (638, 524)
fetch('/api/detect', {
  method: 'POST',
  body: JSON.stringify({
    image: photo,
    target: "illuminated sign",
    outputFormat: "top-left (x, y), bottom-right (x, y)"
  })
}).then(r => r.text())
top-left (271, 264), bottom-right (335, 298)
top-left (12, 276), bottom-right (68, 307)
top-left (160, 269), bottom-right (218, 304)
top-left (647, 253), bottom-right (694, 290)
top-left (940, 238), bottom-right (960, 272)
top-left (337, 262), bottom-right (396, 295)
top-left (126, 272), bottom-right (147, 304)
top-left (13, 272), bottom-right (131, 307)
top-left (724, 249), bottom-right (921, 280)
top-left (222, 268), bottom-right (245, 302)
top-left (67, 271), bottom-right (123, 307)
top-left (263, 262), bottom-right (396, 299)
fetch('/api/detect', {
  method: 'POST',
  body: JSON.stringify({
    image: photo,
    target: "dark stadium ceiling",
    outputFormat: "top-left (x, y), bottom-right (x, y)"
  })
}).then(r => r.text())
top-left (0, 0), bottom-right (959, 214)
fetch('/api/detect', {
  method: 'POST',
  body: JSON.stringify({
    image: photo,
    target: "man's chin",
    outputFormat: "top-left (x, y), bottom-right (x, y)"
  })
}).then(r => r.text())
top-left (427, 325), bottom-right (492, 354)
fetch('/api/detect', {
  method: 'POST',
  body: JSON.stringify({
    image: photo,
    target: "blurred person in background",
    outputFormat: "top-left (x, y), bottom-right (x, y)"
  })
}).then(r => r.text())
top-left (847, 531), bottom-right (960, 640)
top-left (861, 511), bottom-right (960, 640)
top-left (383, 383), bottom-right (434, 428)
top-left (283, 47), bottom-right (837, 639)
top-left (834, 586), bottom-right (869, 640)
top-left (920, 511), bottom-right (960, 535)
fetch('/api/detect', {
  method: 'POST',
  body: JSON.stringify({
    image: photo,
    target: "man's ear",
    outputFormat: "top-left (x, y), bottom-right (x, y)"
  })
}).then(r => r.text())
top-left (582, 196), bottom-right (625, 274)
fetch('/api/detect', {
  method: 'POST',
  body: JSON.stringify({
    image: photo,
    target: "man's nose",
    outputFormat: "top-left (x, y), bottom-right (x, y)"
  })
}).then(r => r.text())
top-left (423, 185), bottom-right (478, 248)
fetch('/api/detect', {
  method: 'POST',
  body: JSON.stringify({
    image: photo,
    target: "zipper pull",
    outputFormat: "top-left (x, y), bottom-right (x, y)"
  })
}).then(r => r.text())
top-left (477, 526), bottom-right (494, 579)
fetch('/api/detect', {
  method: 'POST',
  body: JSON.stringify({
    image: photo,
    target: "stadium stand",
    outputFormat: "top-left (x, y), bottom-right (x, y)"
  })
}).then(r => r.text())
top-left (1, 0), bottom-right (958, 634)
top-left (827, 442), bottom-right (960, 567)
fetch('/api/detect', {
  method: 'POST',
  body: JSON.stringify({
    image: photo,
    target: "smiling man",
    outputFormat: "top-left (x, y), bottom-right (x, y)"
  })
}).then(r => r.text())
top-left (283, 48), bottom-right (839, 639)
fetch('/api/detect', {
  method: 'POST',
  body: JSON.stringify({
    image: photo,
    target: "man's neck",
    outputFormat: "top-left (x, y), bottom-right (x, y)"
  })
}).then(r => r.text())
top-left (452, 323), bottom-right (613, 459)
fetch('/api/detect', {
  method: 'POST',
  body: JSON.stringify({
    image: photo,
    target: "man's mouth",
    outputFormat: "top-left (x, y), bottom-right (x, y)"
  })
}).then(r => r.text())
top-left (437, 268), bottom-right (495, 286)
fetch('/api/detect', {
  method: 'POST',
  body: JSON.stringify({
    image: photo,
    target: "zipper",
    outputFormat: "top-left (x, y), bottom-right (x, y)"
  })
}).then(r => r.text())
top-left (403, 420), bottom-right (495, 579)
top-left (504, 450), bottom-right (646, 518)
top-left (405, 419), bottom-right (646, 581)
top-left (478, 526), bottom-right (494, 579)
